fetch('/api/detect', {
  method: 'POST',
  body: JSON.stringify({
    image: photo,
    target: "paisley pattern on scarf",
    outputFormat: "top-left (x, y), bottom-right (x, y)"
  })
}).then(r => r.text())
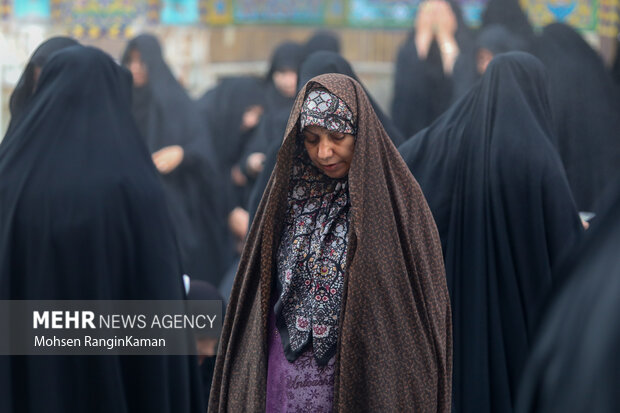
top-left (275, 150), bottom-right (350, 365)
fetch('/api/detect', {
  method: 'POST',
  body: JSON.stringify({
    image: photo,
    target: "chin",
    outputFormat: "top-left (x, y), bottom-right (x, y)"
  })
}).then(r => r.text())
top-left (323, 169), bottom-right (348, 179)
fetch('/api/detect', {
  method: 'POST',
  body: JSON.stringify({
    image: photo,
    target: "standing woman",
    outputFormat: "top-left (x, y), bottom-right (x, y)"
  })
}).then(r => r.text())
top-left (122, 34), bottom-right (230, 285)
top-left (0, 46), bottom-right (204, 412)
top-left (264, 41), bottom-right (304, 113)
top-left (7, 36), bottom-right (78, 133)
top-left (391, 0), bottom-right (473, 138)
top-left (209, 74), bottom-right (452, 412)
top-left (301, 30), bottom-right (341, 62)
top-left (399, 52), bottom-right (584, 413)
top-left (534, 23), bottom-right (620, 213)
top-left (199, 76), bottom-right (266, 211)
top-left (517, 186), bottom-right (620, 413)
top-left (480, 0), bottom-right (535, 47)
top-left (451, 25), bottom-right (526, 100)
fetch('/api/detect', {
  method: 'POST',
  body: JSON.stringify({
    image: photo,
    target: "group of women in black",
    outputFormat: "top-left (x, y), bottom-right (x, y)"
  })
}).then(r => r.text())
top-left (1, 0), bottom-right (619, 411)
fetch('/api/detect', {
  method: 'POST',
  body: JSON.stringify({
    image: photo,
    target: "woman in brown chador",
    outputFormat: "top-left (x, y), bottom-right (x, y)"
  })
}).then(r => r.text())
top-left (209, 73), bottom-right (452, 412)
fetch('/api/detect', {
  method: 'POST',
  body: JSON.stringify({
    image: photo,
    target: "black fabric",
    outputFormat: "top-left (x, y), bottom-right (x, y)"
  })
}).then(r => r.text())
top-left (302, 30), bottom-right (341, 62)
top-left (7, 37), bottom-right (78, 133)
top-left (477, 25), bottom-right (527, 55)
top-left (298, 51), bottom-right (404, 145)
top-left (187, 280), bottom-right (226, 318)
top-left (534, 23), bottom-right (620, 212)
top-left (481, 0), bottom-right (535, 46)
top-left (266, 41), bottom-right (305, 79)
top-left (391, 1), bottom-right (473, 138)
top-left (245, 114), bottom-right (288, 225)
top-left (188, 280), bottom-right (224, 301)
top-left (392, 35), bottom-right (451, 138)
top-left (612, 41), bottom-right (620, 86)
top-left (235, 43), bottom-right (303, 213)
top-left (199, 76), bottom-right (265, 173)
top-left (198, 76), bottom-right (266, 210)
top-left (0, 45), bottom-right (204, 413)
top-left (452, 24), bottom-right (527, 100)
top-left (265, 41), bottom-right (304, 112)
top-left (237, 43), bottom-right (306, 189)
top-left (187, 280), bottom-right (224, 411)
top-left (516, 184), bottom-right (620, 413)
top-left (241, 42), bottom-right (302, 168)
top-left (217, 258), bottom-right (241, 301)
top-left (122, 34), bottom-right (230, 285)
top-left (200, 356), bottom-right (217, 411)
top-left (398, 52), bottom-right (583, 413)
top-left (240, 104), bottom-right (288, 159)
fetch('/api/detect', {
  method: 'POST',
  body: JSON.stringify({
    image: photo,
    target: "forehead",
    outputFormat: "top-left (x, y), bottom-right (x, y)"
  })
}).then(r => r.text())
top-left (303, 125), bottom-right (330, 135)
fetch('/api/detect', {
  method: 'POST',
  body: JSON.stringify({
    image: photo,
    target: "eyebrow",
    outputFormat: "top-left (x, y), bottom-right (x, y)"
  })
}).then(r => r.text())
top-left (303, 129), bottom-right (320, 138)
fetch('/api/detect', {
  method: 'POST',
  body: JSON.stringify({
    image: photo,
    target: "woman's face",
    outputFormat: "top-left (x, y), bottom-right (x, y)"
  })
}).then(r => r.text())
top-left (303, 125), bottom-right (355, 179)
top-left (127, 49), bottom-right (148, 87)
top-left (273, 69), bottom-right (298, 98)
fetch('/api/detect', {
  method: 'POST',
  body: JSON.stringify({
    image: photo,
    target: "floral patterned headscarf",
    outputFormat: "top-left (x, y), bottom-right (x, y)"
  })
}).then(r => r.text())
top-left (300, 88), bottom-right (356, 135)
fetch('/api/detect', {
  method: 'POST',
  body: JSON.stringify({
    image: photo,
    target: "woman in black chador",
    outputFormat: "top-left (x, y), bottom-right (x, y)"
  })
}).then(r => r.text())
top-left (480, 0), bottom-right (535, 47)
top-left (0, 45), bottom-right (204, 412)
top-left (451, 24), bottom-right (526, 100)
top-left (399, 52), bottom-right (584, 413)
top-left (122, 34), bottom-right (231, 285)
top-left (7, 36), bottom-right (78, 133)
top-left (199, 76), bottom-right (266, 211)
top-left (534, 23), bottom-right (620, 213)
top-left (264, 41), bottom-right (304, 113)
top-left (391, 0), bottom-right (473, 138)
top-left (237, 42), bottom-right (305, 188)
top-left (517, 185), bottom-right (620, 413)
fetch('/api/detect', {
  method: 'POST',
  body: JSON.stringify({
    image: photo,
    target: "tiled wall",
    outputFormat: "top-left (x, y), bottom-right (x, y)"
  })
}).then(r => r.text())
top-left (0, 23), bottom-right (408, 135)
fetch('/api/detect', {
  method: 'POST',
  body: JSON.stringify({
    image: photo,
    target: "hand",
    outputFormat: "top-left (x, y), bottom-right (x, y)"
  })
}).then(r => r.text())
top-left (415, 2), bottom-right (434, 59)
top-left (228, 207), bottom-right (249, 241)
top-left (231, 165), bottom-right (248, 187)
top-left (246, 152), bottom-right (266, 177)
top-left (152, 145), bottom-right (184, 174)
top-left (196, 337), bottom-right (219, 358)
top-left (434, 1), bottom-right (458, 38)
top-left (581, 218), bottom-right (590, 230)
top-left (196, 337), bottom-right (219, 365)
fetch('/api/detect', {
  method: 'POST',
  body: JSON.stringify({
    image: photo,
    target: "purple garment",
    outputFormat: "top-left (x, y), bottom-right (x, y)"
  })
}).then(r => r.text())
top-left (266, 312), bottom-right (335, 412)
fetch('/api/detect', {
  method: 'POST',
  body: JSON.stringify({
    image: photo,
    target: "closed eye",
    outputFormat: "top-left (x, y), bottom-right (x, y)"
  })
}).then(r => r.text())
top-left (303, 132), bottom-right (319, 145)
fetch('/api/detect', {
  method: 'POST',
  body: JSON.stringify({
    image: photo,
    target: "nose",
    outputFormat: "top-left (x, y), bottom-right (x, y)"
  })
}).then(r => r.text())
top-left (317, 139), bottom-right (333, 160)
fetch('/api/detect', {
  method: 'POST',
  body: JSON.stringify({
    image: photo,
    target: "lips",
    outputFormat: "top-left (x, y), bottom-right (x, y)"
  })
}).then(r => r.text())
top-left (321, 162), bottom-right (342, 171)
